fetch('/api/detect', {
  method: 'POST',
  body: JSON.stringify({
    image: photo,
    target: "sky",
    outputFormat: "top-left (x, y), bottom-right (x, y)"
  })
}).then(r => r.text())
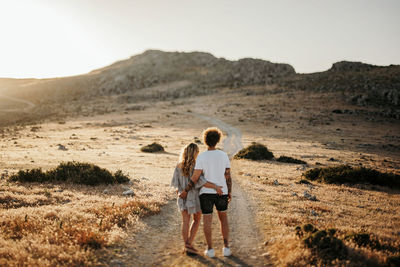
top-left (0, 0), bottom-right (399, 78)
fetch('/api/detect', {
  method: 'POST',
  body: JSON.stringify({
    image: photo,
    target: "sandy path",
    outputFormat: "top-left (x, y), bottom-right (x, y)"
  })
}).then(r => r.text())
top-left (107, 114), bottom-right (270, 266)
top-left (0, 92), bottom-right (36, 112)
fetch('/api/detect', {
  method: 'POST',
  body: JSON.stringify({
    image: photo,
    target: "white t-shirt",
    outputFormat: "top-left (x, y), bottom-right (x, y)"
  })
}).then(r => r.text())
top-left (194, 150), bottom-right (230, 195)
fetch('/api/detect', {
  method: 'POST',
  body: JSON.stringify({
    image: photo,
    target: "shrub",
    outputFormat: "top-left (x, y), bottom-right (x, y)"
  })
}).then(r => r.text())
top-left (297, 179), bottom-right (312, 185)
top-left (234, 142), bottom-right (274, 160)
top-left (277, 156), bottom-right (307, 164)
top-left (345, 233), bottom-right (400, 253)
top-left (9, 168), bottom-right (49, 183)
top-left (302, 165), bottom-right (400, 189)
top-left (295, 224), bottom-right (347, 262)
top-left (9, 162), bottom-right (129, 185)
top-left (140, 142), bottom-right (164, 153)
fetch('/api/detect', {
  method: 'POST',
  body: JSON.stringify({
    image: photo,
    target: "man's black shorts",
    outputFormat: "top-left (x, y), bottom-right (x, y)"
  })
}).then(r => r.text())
top-left (199, 194), bottom-right (229, 214)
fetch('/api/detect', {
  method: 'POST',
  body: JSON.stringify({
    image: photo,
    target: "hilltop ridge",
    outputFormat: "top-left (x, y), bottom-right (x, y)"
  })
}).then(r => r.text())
top-left (0, 50), bottom-right (399, 125)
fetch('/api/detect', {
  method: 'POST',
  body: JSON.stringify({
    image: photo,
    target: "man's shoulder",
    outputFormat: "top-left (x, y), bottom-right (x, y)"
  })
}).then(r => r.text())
top-left (197, 152), bottom-right (207, 159)
top-left (216, 149), bottom-right (229, 158)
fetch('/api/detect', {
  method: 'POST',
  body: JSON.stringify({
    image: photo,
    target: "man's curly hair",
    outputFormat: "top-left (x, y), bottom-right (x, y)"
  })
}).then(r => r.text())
top-left (203, 127), bottom-right (223, 148)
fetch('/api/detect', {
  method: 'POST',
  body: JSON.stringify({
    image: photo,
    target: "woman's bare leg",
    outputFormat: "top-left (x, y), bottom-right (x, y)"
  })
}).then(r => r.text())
top-left (181, 210), bottom-right (190, 246)
top-left (187, 211), bottom-right (202, 245)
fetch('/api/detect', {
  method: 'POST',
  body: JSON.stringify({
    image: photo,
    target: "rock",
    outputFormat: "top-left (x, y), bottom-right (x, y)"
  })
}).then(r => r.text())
top-left (57, 144), bottom-right (67, 151)
top-left (311, 210), bottom-right (318, 216)
top-left (291, 192), bottom-right (298, 197)
top-left (103, 189), bottom-right (109, 194)
top-left (121, 185), bottom-right (131, 191)
top-left (244, 173), bottom-right (251, 177)
top-left (304, 191), bottom-right (317, 201)
top-left (128, 180), bottom-right (134, 185)
top-left (123, 189), bottom-right (135, 196)
top-left (54, 189), bottom-right (63, 193)
top-left (328, 157), bottom-right (336, 161)
top-left (273, 180), bottom-right (279, 185)
top-left (261, 252), bottom-right (270, 258)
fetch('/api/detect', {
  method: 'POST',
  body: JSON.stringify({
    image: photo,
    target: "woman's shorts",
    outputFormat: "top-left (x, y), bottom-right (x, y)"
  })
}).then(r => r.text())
top-left (199, 194), bottom-right (229, 214)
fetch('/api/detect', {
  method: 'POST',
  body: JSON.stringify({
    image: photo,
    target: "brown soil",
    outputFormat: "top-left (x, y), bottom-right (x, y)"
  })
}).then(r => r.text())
top-left (1, 83), bottom-right (399, 266)
top-left (102, 115), bottom-right (270, 266)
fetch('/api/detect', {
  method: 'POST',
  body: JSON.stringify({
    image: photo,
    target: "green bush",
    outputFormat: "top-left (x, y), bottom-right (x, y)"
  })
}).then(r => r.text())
top-left (295, 224), bottom-right (347, 262)
top-left (140, 142), bottom-right (164, 153)
top-left (345, 233), bottom-right (400, 253)
top-left (302, 165), bottom-right (400, 189)
top-left (277, 156), bottom-right (307, 164)
top-left (9, 162), bottom-right (129, 185)
top-left (10, 168), bottom-right (49, 183)
top-left (296, 224), bottom-right (400, 265)
top-left (234, 142), bottom-right (274, 160)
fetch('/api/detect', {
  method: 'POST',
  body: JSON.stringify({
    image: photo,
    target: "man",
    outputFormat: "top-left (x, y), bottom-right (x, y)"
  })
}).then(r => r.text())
top-left (179, 127), bottom-right (232, 258)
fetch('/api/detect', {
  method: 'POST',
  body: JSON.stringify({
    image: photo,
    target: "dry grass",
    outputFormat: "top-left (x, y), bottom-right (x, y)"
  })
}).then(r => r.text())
top-left (233, 159), bottom-right (400, 266)
top-left (0, 180), bottom-right (167, 266)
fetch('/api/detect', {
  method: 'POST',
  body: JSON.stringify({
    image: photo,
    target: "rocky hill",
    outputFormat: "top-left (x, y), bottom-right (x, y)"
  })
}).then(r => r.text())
top-left (0, 50), bottom-right (295, 102)
top-left (281, 61), bottom-right (400, 113)
top-left (0, 51), bottom-right (399, 124)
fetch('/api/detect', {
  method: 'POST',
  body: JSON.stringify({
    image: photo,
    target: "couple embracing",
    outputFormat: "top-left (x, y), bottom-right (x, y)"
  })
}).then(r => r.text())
top-left (171, 127), bottom-right (232, 258)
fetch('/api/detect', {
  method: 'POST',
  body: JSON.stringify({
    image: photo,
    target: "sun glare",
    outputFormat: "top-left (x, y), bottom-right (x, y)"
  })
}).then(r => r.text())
top-left (0, 1), bottom-right (107, 78)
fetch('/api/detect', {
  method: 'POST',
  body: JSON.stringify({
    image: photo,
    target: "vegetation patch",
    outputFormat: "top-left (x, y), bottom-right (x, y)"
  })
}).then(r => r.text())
top-left (140, 142), bottom-right (164, 153)
top-left (302, 165), bottom-right (400, 189)
top-left (294, 224), bottom-right (400, 266)
top-left (297, 179), bottom-right (312, 185)
top-left (295, 224), bottom-right (347, 263)
top-left (9, 162), bottom-right (130, 185)
top-left (345, 233), bottom-right (400, 254)
top-left (234, 142), bottom-right (274, 160)
top-left (0, 199), bottom-right (162, 266)
top-left (277, 156), bottom-right (307, 164)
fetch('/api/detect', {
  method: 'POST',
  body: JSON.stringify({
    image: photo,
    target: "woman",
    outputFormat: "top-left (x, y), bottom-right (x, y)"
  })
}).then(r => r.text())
top-left (171, 143), bottom-right (222, 255)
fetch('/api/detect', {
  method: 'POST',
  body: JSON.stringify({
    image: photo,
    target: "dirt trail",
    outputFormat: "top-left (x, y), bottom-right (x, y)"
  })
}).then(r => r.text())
top-left (0, 92), bottom-right (36, 112)
top-left (108, 114), bottom-right (270, 266)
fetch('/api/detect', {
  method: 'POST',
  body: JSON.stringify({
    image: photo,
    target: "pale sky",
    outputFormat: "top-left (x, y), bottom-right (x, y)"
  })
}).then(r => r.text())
top-left (0, 0), bottom-right (399, 78)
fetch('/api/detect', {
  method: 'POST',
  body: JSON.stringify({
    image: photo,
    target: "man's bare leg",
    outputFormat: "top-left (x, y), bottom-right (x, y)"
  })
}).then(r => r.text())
top-left (217, 210), bottom-right (229, 247)
top-left (203, 214), bottom-right (213, 249)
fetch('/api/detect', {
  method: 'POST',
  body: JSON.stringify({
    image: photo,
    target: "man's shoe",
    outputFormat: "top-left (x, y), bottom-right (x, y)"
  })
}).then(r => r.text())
top-left (204, 248), bottom-right (215, 258)
top-left (223, 247), bottom-right (231, 257)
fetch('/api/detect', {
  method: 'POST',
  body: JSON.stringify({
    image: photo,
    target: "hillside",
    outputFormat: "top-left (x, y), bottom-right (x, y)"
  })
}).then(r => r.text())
top-left (0, 50), bottom-right (399, 126)
top-left (281, 61), bottom-right (400, 118)
top-left (0, 50), bottom-right (295, 101)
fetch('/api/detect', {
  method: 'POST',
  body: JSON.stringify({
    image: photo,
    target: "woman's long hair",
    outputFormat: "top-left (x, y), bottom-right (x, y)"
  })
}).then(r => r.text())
top-left (180, 143), bottom-right (199, 177)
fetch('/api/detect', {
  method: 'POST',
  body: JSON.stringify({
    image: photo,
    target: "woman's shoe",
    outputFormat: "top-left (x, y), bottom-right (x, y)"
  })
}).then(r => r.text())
top-left (185, 244), bottom-right (199, 255)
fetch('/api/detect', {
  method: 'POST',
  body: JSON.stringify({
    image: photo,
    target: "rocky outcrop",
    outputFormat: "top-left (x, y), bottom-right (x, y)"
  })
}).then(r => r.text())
top-left (281, 61), bottom-right (400, 110)
top-left (92, 50), bottom-right (296, 95)
top-left (329, 61), bottom-right (381, 72)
